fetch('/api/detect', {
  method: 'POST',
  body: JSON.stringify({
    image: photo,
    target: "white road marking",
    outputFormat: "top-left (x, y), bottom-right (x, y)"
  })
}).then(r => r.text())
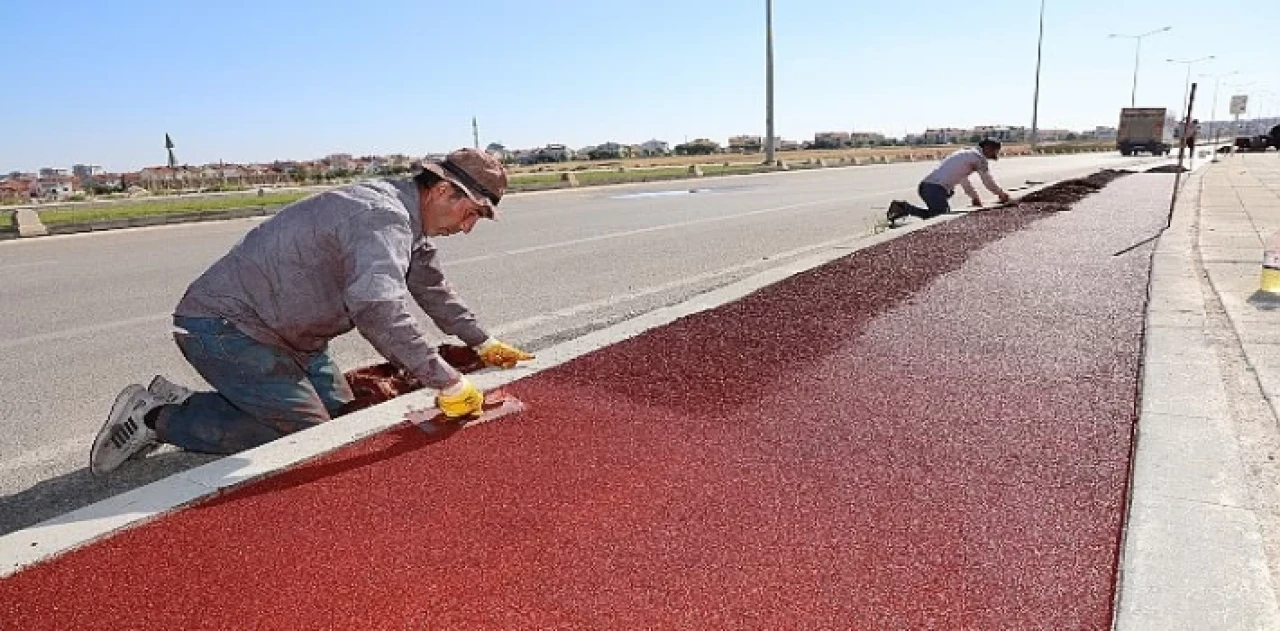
top-left (450, 192), bottom-right (896, 266)
top-left (488, 231), bottom-right (879, 338)
top-left (0, 260), bottom-right (56, 271)
top-left (0, 313), bottom-right (171, 351)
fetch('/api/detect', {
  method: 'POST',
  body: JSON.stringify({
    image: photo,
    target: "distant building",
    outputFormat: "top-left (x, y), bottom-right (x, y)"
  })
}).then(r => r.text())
top-left (849, 132), bottom-right (886, 145)
top-left (813, 131), bottom-right (852, 148)
top-left (969, 126), bottom-right (1027, 142)
top-left (637, 139), bottom-right (670, 156)
top-left (72, 164), bottom-right (103, 180)
top-left (35, 176), bottom-right (75, 199)
top-left (0, 178), bottom-right (34, 204)
top-left (1084, 126), bottom-right (1117, 140)
top-left (728, 135), bottom-right (763, 152)
top-left (485, 143), bottom-right (511, 161)
top-left (39, 167), bottom-right (71, 178)
top-left (921, 128), bottom-right (968, 144)
top-left (587, 142), bottom-right (629, 160)
top-left (84, 173), bottom-right (123, 190)
top-left (1034, 129), bottom-right (1072, 142)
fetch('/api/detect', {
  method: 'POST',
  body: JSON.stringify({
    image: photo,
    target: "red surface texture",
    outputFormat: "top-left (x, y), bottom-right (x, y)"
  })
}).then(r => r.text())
top-left (0, 178), bottom-right (1161, 629)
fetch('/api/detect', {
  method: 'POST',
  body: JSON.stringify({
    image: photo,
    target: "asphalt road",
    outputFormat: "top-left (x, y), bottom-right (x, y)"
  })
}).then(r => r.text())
top-left (0, 151), bottom-right (1169, 533)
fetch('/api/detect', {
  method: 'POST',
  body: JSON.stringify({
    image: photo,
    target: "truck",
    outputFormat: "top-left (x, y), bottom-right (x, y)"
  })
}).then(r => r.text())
top-left (1116, 108), bottom-right (1174, 156)
top-left (1234, 125), bottom-right (1280, 153)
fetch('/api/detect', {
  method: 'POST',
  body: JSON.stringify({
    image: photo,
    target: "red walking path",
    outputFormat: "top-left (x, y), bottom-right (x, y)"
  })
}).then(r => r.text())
top-left (0, 175), bottom-right (1168, 629)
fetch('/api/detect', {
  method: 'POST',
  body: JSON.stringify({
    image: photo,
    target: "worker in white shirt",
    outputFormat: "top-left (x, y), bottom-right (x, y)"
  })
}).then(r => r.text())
top-left (886, 139), bottom-right (1012, 225)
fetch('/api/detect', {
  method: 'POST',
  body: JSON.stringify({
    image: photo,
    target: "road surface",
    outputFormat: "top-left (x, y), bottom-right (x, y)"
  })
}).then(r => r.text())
top-left (0, 151), bottom-right (1168, 533)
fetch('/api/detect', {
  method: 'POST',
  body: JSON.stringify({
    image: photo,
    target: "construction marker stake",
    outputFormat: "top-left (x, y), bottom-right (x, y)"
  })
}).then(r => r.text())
top-left (1248, 231), bottom-right (1280, 310)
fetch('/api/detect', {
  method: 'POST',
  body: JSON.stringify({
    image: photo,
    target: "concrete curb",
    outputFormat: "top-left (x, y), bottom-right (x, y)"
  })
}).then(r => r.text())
top-left (1112, 158), bottom-right (1280, 630)
top-left (41, 206), bottom-right (280, 236)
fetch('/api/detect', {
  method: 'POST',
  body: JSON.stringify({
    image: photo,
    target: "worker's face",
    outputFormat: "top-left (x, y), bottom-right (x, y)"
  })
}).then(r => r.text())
top-left (422, 182), bottom-right (485, 237)
top-left (981, 145), bottom-right (1000, 160)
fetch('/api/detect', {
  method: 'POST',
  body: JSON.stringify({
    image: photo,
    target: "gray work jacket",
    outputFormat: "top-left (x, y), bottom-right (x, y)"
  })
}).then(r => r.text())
top-left (175, 178), bottom-right (487, 389)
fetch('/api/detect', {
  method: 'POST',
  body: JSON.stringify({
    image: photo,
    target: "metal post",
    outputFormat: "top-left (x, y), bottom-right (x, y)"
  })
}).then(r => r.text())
top-left (764, 0), bottom-right (775, 166)
top-left (1030, 0), bottom-right (1045, 150)
top-left (1210, 76), bottom-right (1222, 161)
top-left (1171, 82), bottom-right (1197, 213)
top-left (1131, 38), bottom-right (1141, 107)
top-left (1202, 71), bottom-right (1237, 162)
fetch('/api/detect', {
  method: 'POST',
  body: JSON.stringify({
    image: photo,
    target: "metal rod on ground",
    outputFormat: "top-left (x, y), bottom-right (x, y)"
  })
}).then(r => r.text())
top-left (1170, 82), bottom-right (1197, 216)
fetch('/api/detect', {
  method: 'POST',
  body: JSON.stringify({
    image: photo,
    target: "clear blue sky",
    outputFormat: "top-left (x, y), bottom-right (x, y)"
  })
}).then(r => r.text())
top-left (2, 0), bottom-right (1275, 173)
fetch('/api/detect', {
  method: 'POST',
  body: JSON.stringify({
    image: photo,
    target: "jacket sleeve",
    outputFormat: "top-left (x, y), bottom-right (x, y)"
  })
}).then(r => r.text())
top-left (338, 208), bottom-right (460, 389)
top-left (405, 242), bottom-right (490, 348)
top-left (977, 168), bottom-right (1005, 196)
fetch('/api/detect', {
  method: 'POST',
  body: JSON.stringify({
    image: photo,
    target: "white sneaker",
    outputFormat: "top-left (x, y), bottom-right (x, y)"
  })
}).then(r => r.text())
top-left (90, 385), bottom-right (161, 476)
top-left (147, 375), bottom-right (193, 405)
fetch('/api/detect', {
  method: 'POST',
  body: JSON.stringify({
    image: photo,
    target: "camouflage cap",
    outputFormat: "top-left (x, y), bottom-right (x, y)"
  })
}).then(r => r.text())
top-left (422, 148), bottom-right (508, 218)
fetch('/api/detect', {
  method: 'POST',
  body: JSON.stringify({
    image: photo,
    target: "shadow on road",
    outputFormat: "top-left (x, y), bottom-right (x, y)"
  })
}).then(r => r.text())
top-left (0, 449), bottom-right (216, 536)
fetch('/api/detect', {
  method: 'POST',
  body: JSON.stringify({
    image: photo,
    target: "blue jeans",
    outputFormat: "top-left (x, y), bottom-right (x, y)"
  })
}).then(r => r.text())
top-left (155, 316), bottom-right (354, 455)
top-left (904, 181), bottom-right (953, 219)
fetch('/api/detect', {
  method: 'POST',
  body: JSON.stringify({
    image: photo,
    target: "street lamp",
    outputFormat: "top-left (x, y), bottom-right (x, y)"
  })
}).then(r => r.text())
top-left (1029, 0), bottom-right (1046, 150)
top-left (764, 0), bottom-right (775, 166)
top-left (1168, 56), bottom-right (1215, 118)
top-left (1108, 26), bottom-right (1171, 107)
top-left (1200, 70), bottom-right (1238, 161)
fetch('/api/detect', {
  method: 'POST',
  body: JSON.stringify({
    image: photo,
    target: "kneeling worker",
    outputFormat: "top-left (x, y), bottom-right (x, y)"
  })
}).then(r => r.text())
top-left (887, 139), bottom-right (1012, 224)
top-left (90, 148), bottom-right (533, 474)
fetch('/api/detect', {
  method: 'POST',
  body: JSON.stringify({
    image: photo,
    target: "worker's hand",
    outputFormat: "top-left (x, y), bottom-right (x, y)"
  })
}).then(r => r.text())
top-left (436, 377), bottom-right (485, 419)
top-left (476, 338), bottom-right (535, 369)
top-left (998, 192), bottom-right (1013, 204)
top-left (969, 195), bottom-right (983, 207)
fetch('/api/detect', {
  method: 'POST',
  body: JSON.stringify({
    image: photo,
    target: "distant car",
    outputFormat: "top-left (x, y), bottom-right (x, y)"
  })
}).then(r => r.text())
top-left (1235, 135), bottom-right (1275, 152)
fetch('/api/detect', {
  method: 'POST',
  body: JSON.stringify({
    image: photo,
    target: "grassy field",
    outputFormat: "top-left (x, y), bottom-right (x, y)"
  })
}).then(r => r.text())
top-left (502, 144), bottom-right (1046, 175)
top-left (37, 190), bottom-right (314, 225)
top-left (0, 212), bottom-right (12, 230)
top-left (17, 141), bottom-right (1112, 228)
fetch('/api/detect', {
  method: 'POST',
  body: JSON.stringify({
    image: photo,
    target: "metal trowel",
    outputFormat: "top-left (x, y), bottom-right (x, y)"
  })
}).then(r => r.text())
top-left (405, 389), bottom-right (527, 436)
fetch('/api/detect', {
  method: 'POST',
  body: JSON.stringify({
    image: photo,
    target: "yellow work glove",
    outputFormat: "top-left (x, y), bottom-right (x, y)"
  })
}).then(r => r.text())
top-left (435, 377), bottom-right (485, 419)
top-left (476, 338), bottom-right (535, 369)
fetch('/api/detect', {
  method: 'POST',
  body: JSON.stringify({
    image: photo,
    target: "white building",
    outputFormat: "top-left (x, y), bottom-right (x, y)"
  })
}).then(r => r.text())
top-left (637, 139), bottom-right (670, 156)
top-left (36, 176), bottom-right (75, 199)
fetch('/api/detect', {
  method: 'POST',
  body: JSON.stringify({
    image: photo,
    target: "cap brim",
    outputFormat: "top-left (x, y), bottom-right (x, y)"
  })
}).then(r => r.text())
top-left (422, 162), bottom-right (496, 219)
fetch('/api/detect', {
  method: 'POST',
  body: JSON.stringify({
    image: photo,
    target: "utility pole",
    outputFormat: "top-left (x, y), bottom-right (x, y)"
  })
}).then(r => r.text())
top-left (1029, 0), bottom-right (1045, 150)
top-left (1201, 71), bottom-right (1237, 162)
top-left (764, 0), bottom-right (775, 166)
top-left (1170, 82), bottom-right (1196, 212)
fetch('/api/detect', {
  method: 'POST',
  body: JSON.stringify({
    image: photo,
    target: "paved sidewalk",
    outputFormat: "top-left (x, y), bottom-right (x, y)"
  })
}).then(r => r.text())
top-left (1116, 153), bottom-right (1280, 629)
top-left (0, 172), bottom-right (1170, 629)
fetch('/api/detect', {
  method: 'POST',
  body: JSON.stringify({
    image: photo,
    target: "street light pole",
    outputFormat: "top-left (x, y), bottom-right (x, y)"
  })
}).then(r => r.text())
top-left (764, 0), bottom-right (775, 166)
top-left (1201, 71), bottom-right (1237, 161)
top-left (1168, 56), bottom-right (1215, 118)
top-left (1029, 0), bottom-right (1045, 150)
top-left (1108, 26), bottom-right (1171, 107)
